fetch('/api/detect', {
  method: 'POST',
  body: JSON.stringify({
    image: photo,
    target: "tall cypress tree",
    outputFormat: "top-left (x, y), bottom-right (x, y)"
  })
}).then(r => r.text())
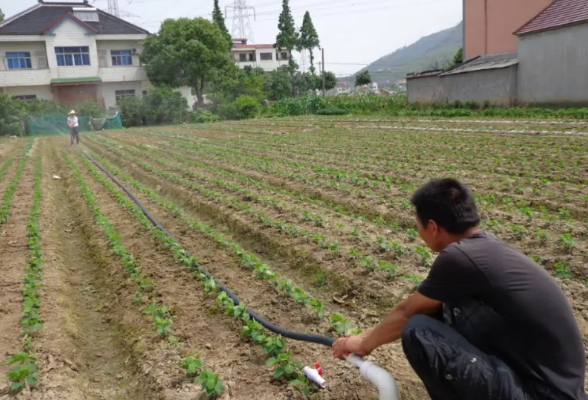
top-left (212, 0), bottom-right (232, 49)
top-left (0, 8), bottom-right (5, 23)
top-left (275, 0), bottom-right (299, 73)
top-left (299, 11), bottom-right (320, 74)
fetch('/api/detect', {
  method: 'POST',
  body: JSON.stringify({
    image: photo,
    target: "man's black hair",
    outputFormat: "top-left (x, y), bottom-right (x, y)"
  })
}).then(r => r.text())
top-left (410, 178), bottom-right (480, 235)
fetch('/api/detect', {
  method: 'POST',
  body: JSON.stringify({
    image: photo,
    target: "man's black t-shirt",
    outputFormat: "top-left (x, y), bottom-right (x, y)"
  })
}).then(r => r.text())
top-left (418, 231), bottom-right (586, 400)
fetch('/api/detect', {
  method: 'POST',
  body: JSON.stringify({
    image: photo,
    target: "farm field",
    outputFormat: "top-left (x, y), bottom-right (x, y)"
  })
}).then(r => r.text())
top-left (0, 115), bottom-right (587, 399)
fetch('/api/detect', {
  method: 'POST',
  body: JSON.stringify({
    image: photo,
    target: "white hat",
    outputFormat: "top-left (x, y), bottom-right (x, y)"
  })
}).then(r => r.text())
top-left (68, 110), bottom-right (76, 115)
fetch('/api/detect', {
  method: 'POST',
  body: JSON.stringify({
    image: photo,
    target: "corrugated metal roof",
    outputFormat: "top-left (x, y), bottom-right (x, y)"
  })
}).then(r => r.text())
top-left (515, 0), bottom-right (588, 36)
top-left (406, 69), bottom-right (443, 79)
top-left (0, 2), bottom-right (149, 35)
top-left (441, 52), bottom-right (518, 76)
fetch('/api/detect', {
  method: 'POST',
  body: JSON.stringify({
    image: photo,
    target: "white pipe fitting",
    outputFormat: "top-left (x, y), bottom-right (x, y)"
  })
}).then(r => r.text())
top-left (344, 354), bottom-right (400, 400)
top-left (303, 366), bottom-right (327, 388)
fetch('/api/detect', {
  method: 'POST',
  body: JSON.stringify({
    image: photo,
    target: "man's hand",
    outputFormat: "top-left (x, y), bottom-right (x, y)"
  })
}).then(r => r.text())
top-left (332, 335), bottom-right (371, 359)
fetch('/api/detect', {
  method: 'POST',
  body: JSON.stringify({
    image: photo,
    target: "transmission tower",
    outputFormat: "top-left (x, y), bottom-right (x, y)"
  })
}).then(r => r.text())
top-left (107, 0), bottom-right (120, 17)
top-left (226, 0), bottom-right (256, 43)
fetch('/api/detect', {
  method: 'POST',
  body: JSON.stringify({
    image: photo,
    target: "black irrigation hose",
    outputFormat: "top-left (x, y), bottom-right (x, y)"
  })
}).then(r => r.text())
top-left (83, 152), bottom-right (336, 348)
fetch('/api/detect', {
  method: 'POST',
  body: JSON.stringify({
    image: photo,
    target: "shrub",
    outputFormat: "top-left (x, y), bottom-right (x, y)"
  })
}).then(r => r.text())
top-left (142, 87), bottom-right (189, 125)
top-left (118, 96), bottom-right (143, 127)
top-left (193, 110), bottom-right (221, 124)
top-left (236, 95), bottom-right (260, 119)
top-left (0, 93), bottom-right (26, 136)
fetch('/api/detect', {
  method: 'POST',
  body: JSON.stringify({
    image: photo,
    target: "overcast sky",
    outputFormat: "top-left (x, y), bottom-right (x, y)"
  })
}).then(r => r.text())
top-left (1, 0), bottom-right (462, 76)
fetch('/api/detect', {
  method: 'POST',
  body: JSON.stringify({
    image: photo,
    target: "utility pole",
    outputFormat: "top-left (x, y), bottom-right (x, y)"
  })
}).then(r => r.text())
top-left (321, 48), bottom-right (325, 97)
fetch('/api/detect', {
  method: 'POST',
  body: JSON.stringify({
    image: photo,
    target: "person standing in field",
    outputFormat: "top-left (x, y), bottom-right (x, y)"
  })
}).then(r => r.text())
top-left (67, 110), bottom-right (79, 146)
top-left (333, 178), bottom-right (587, 400)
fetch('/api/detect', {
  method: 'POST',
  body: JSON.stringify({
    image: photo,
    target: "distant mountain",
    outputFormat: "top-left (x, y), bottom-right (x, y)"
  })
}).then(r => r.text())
top-left (342, 22), bottom-right (463, 87)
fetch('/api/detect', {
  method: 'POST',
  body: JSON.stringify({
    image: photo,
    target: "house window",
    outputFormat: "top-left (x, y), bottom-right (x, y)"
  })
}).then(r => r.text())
top-left (281, 52), bottom-right (288, 60)
top-left (6, 52), bottom-right (32, 69)
top-left (13, 95), bottom-right (37, 101)
top-left (239, 53), bottom-right (247, 62)
top-left (115, 89), bottom-right (136, 103)
top-left (260, 52), bottom-right (272, 61)
top-left (249, 53), bottom-right (256, 62)
top-left (111, 50), bottom-right (133, 66)
top-left (55, 47), bottom-right (91, 66)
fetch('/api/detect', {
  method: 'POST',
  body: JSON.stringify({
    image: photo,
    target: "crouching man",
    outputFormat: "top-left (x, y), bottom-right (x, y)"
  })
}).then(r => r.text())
top-left (333, 178), bottom-right (587, 400)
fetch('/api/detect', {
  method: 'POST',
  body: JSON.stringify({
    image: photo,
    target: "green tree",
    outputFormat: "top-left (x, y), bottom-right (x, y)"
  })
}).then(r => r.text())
top-left (265, 70), bottom-right (293, 101)
top-left (212, 0), bottom-right (232, 50)
top-left (141, 18), bottom-right (233, 106)
top-left (321, 71), bottom-right (337, 91)
top-left (298, 11), bottom-right (320, 74)
top-left (0, 8), bottom-right (4, 22)
top-left (355, 70), bottom-right (371, 87)
top-left (275, 0), bottom-right (299, 74)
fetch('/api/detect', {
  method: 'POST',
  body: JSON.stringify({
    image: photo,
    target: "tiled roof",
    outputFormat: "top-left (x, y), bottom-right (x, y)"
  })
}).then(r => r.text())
top-left (0, 2), bottom-right (149, 35)
top-left (233, 44), bottom-right (275, 49)
top-left (515, 0), bottom-right (588, 36)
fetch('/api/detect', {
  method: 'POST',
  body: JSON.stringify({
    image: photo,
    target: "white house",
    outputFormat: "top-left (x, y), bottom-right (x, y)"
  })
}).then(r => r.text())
top-left (0, 0), bottom-right (195, 109)
top-left (230, 38), bottom-right (289, 72)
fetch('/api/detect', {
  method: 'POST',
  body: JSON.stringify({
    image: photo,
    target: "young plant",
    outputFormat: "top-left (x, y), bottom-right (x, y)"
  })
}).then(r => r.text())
top-left (267, 352), bottom-right (303, 379)
top-left (262, 335), bottom-right (286, 357)
top-left (360, 255), bottom-right (378, 271)
top-left (7, 353), bottom-right (40, 393)
top-left (534, 229), bottom-right (548, 243)
top-left (559, 234), bottom-right (577, 251)
top-left (405, 274), bottom-right (424, 287)
top-left (277, 279), bottom-right (294, 296)
top-left (510, 224), bottom-right (528, 239)
top-left (194, 370), bottom-right (225, 399)
top-left (406, 228), bottom-right (418, 241)
top-left (331, 313), bottom-right (353, 336)
top-left (309, 299), bottom-right (326, 319)
top-left (379, 262), bottom-right (402, 278)
top-left (554, 262), bottom-right (571, 279)
top-left (414, 246), bottom-right (433, 265)
top-left (181, 355), bottom-right (204, 377)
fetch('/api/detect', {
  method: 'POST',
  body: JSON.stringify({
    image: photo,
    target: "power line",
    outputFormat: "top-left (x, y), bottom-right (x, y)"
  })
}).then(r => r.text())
top-left (226, 0), bottom-right (256, 42)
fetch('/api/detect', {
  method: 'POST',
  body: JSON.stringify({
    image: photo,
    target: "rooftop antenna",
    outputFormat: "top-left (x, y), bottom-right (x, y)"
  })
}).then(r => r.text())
top-left (226, 0), bottom-right (256, 43)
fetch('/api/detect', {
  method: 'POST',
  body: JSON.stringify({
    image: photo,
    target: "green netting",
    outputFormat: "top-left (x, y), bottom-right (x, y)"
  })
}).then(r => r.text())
top-left (25, 112), bottom-right (123, 136)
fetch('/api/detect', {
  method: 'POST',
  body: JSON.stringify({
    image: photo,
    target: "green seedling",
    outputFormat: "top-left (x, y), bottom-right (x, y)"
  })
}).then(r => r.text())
top-left (379, 262), bottom-right (402, 278)
top-left (407, 228), bottom-right (418, 241)
top-left (414, 246), bottom-right (433, 265)
top-left (559, 234), bottom-right (577, 251)
top-left (534, 229), bottom-right (548, 243)
top-left (267, 352), bottom-right (303, 379)
top-left (360, 255), bottom-right (378, 271)
top-left (554, 262), bottom-right (571, 279)
top-left (263, 335), bottom-right (286, 357)
top-left (7, 353), bottom-right (40, 393)
top-left (181, 355), bottom-right (204, 377)
top-left (309, 299), bottom-right (326, 319)
top-left (277, 279), bottom-right (294, 296)
top-left (331, 313), bottom-right (353, 336)
top-left (348, 248), bottom-right (362, 260)
top-left (194, 370), bottom-right (225, 399)
top-left (405, 274), bottom-right (424, 286)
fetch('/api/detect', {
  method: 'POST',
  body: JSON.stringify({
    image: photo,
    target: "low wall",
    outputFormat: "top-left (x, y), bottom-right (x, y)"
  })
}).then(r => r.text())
top-left (407, 65), bottom-right (518, 106)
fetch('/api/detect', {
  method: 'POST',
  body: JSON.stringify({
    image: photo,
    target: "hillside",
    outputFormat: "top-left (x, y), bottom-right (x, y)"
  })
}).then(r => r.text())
top-left (343, 21), bottom-right (463, 87)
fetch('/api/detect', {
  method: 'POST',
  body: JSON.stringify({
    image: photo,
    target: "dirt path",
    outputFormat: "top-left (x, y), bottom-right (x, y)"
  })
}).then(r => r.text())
top-left (0, 155), bottom-right (34, 390)
top-left (28, 137), bottom-right (164, 400)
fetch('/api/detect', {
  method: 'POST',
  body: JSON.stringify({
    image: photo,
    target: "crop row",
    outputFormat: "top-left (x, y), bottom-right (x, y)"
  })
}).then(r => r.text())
top-left (6, 157), bottom-right (42, 393)
top-left (119, 133), bottom-right (587, 243)
top-left (74, 152), bottom-right (324, 396)
top-left (86, 137), bottom-right (431, 288)
top-left (66, 153), bottom-right (229, 397)
top-left (90, 135), bottom-right (586, 279)
top-left (0, 140), bottom-right (33, 227)
top-left (123, 131), bottom-right (587, 222)
top-left (182, 123), bottom-right (588, 189)
top-left (83, 149), bottom-right (370, 338)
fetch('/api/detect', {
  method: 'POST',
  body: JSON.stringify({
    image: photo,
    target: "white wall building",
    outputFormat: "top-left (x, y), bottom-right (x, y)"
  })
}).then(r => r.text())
top-left (0, 1), bottom-right (195, 109)
top-left (230, 38), bottom-right (289, 72)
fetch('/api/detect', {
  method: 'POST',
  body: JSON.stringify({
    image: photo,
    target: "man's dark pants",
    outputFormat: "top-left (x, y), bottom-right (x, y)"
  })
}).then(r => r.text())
top-left (70, 127), bottom-right (79, 145)
top-left (401, 301), bottom-right (549, 400)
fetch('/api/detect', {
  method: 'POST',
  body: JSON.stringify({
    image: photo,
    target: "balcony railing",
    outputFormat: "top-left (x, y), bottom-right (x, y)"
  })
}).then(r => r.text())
top-left (0, 58), bottom-right (52, 87)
